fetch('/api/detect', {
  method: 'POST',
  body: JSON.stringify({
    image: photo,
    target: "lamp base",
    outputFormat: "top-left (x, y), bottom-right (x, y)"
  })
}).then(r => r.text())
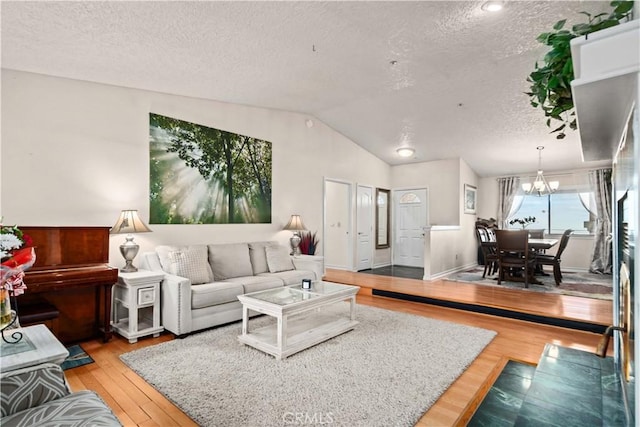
top-left (120, 262), bottom-right (139, 273)
top-left (290, 233), bottom-right (302, 256)
top-left (120, 235), bottom-right (140, 273)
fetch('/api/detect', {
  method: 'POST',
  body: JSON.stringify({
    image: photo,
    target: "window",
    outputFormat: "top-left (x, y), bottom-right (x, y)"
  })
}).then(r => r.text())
top-left (508, 190), bottom-right (595, 234)
top-left (399, 192), bottom-right (421, 204)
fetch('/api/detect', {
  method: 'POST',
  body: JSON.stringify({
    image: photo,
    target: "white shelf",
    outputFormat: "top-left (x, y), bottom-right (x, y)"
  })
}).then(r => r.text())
top-left (570, 19), bottom-right (639, 161)
top-left (112, 318), bottom-right (163, 342)
top-left (239, 311), bottom-right (358, 359)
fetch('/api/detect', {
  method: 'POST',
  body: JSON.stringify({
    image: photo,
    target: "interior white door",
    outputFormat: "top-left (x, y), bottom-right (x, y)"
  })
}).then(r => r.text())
top-left (356, 185), bottom-right (373, 271)
top-left (323, 179), bottom-right (352, 270)
top-left (393, 189), bottom-right (427, 267)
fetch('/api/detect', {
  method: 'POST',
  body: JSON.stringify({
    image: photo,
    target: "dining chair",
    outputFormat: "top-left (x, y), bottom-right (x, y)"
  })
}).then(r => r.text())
top-left (528, 229), bottom-right (545, 239)
top-left (495, 230), bottom-right (537, 288)
top-left (475, 226), bottom-right (498, 278)
top-left (535, 229), bottom-right (573, 286)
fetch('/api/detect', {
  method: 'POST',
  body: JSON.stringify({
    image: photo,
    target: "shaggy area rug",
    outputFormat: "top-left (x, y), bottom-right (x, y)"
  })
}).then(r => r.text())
top-left (446, 266), bottom-right (612, 300)
top-left (121, 303), bottom-right (496, 427)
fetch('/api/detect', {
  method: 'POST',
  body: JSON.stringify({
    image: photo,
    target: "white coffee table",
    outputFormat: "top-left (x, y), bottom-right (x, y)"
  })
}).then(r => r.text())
top-left (0, 324), bottom-right (69, 372)
top-left (237, 281), bottom-right (359, 360)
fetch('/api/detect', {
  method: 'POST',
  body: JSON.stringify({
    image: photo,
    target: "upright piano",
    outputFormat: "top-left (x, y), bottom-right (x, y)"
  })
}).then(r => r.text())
top-left (19, 226), bottom-right (118, 344)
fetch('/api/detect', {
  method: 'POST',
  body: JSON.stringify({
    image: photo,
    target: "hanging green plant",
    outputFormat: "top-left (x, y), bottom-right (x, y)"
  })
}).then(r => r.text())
top-left (526, 0), bottom-right (634, 140)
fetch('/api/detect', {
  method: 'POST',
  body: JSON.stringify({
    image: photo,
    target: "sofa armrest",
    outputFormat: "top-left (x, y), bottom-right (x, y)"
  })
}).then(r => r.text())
top-left (1, 363), bottom-right (70, 417)
top-left (160, 273), bottom-right (194, 336)
top-left (139, 251), bottom-right (164, 272)
top-left (292, 255), bottom-right (324, 280)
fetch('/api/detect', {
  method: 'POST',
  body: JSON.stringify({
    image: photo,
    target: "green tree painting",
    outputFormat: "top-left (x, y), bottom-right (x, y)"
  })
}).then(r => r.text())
top-left (149, 113), bottom-right (272, 224)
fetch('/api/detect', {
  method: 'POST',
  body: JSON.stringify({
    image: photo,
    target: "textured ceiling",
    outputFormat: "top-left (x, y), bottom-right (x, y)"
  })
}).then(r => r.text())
top-left (1, 1), bottom-right (613, 177)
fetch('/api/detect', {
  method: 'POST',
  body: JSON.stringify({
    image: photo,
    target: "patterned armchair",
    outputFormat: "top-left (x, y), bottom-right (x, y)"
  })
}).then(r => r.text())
top-left (1, 363), bottom-right (121, 427)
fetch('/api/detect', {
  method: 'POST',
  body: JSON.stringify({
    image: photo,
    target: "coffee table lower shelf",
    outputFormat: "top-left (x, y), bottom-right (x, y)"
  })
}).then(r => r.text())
top-left (238, 312), bottom-right (358, 360)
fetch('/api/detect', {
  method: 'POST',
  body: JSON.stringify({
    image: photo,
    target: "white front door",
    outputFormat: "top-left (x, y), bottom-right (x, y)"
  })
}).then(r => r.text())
top-left (393, 188), bottom-right (427, 267)
top-left (324, 179), bottom-right (352, 270)
top-left (356, 185), bottom-right (373, 271)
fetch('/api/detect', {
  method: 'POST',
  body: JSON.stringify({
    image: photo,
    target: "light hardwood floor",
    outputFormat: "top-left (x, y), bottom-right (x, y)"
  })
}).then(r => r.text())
top-left (66, 272), bottom-right (612, 426)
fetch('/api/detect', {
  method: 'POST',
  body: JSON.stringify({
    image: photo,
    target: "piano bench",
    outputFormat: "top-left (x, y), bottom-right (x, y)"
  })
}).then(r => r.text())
top-left (19, 302), bottom-right (60, 335)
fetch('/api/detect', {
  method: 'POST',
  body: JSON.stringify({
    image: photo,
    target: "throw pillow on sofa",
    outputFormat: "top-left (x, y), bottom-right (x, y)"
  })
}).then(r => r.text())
top-left (156, 245), bottom-right (213, 284)
top-left (248, 241), bottom-right (280, 275)
top-left (265, 245), bottom-right (295, 273)
top-left (208, 243), bottom-right (254, 280)
top-left (167, 247), bottom-right (213, 285)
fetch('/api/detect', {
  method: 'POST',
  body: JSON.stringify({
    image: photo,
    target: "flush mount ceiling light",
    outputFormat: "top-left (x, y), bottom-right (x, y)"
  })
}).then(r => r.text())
top-left (396, 147), bottom-right (415, 158)
top-left (481, 1), bottom-right (504, 12)
top-left (521, 146), bottom-right (559, 196)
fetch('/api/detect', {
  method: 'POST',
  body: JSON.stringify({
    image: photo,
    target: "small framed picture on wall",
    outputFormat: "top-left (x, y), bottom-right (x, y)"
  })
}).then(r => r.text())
top-left (464, 184), bottom-right (477, 215)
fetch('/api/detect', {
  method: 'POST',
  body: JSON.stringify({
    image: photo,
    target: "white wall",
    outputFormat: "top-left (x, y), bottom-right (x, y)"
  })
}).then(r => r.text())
top-left (1, 70), bottom-right (391, 269)
top-left (391, 158), bottom-right (460, 226)
top-left (477, 176), bottom-right (499, 221)
top-left (428, 159), bottom-right (479, 276)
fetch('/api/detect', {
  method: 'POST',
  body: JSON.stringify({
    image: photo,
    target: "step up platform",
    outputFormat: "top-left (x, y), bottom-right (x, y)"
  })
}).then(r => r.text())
top-left (470, 344), bottom-right (632, 426)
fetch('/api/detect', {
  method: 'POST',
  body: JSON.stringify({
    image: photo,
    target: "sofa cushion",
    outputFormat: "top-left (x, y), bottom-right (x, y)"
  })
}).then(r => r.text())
top-left (259, 270), bottom-right (314, 286)
top-left (191, 282), bottom-right (244, 309)
top-left (166, 246), bottom-right (213, 285)
top-left (225, 275), bottom-right (284, 294)
top-left (1, 363), bottom-right (69, 416)
top-left (208, 243), bottom-right (253, 280)
top-left (248, 241), bottom-right (279, 275)
top-left (265, 245), bottom-right (295, 273)
top-left (1, 390), bottom-right (121, 427)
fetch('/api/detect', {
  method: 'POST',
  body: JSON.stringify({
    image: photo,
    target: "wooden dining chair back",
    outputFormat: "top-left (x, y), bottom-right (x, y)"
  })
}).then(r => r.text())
top-left (475, 226), bottom-right (498, 278)
top-left (528, 229), bottom-right (545, 239)
top-left (536, 229), bottom-right (573, 285)
top-left (495, 230), bottom-right (536, 288)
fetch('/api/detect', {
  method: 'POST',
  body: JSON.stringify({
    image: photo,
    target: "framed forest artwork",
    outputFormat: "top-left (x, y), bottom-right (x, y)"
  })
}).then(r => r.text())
top-left (149, 113), bottom-right (272, 224)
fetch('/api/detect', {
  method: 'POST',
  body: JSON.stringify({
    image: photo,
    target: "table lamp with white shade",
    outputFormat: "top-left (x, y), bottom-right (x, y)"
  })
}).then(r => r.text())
top-left (283, 214), bottom-right (306, 256)
top-left (110, 210), bottom-right (152, 272)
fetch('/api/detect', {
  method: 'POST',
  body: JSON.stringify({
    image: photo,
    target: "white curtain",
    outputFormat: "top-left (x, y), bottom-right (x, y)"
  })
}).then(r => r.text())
top-left (497, 177), bottom-right (520, 229)
top-left (589, 169), bottom-right (612, 274)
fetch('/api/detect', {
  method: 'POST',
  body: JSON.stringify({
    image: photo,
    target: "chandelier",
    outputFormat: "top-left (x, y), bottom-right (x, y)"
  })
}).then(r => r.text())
top-left (521, 146), bottom-right (559, 196)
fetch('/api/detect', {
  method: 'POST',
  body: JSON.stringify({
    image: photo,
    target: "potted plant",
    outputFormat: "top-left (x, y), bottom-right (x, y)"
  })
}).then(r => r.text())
top-left (509, 216), bottom-right (537, 229)
top-left (299, 231), bottom-right (319, 255)
top-left (526, 0), bottom-right (633, 139)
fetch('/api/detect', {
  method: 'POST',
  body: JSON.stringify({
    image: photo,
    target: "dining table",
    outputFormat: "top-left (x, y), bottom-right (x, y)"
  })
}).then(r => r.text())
top-left (484, 237), bottom-right (559, 284)
top-left (483, 237), bottom-right (558, 251)
top-left (527, 238), bottom-right (559, 251)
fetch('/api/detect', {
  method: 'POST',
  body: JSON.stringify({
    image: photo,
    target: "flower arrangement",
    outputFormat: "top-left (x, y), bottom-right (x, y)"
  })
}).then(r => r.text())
top-left (508, 216), bottom-right (537, 229)
top-left (299, 231), bottom-right (319, 256)
top-left (1, 223), bottom-right (36, 332)
top-left (1, 224), bottom-right (33, 261)
top-left (1, 224), bottom-right (34, 296)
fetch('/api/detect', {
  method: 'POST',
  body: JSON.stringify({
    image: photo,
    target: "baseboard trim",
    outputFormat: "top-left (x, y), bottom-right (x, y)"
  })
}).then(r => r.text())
top-left (428, 262), bottom-right (478, 281)
top-left (372, 289), bottom-right (607, 333)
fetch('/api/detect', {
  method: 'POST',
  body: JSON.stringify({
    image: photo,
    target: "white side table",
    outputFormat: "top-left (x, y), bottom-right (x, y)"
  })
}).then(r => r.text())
top-left (112, 270), bottom-right (164, 343)
top-left (292, 254), bottom-right (325, 279)
top-left (0, 324), bottom-right (69, 372)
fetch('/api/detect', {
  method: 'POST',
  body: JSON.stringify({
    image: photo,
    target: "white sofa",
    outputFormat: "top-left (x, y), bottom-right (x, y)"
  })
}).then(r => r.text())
top-left (138, 241), bottom-right (323, 337)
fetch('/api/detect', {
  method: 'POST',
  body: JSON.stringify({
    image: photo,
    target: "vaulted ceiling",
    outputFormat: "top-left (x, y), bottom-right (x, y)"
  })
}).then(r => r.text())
top-left (1, 1), bottom-right (613, 177)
